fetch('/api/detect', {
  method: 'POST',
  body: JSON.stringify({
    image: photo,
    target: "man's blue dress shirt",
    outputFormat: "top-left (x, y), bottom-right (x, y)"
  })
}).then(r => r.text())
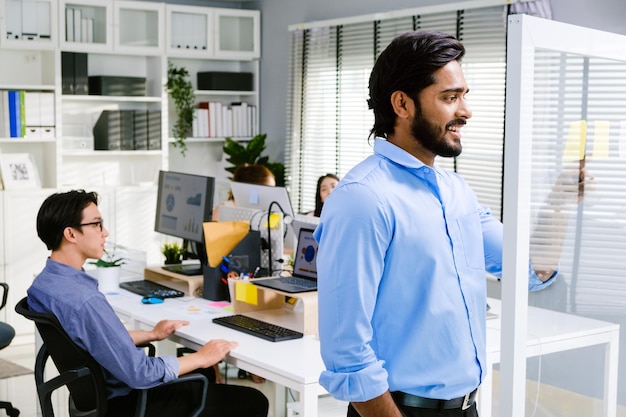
top-left (314, 139), bottom-right (551, 402)
top-left (28, 259), bottom-right (179, 399)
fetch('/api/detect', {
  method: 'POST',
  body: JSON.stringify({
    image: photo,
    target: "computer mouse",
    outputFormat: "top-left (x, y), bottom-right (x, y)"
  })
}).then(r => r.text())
top-left (141, 296), bottom-right (164, 304)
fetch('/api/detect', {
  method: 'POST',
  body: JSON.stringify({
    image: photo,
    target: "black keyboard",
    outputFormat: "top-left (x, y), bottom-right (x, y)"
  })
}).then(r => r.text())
top-left (120, 280), bottom-right (185, 298)
top-left (212, 314), bottom-right (304, 342)
top-left (161, 264), bottom-right (203, 276)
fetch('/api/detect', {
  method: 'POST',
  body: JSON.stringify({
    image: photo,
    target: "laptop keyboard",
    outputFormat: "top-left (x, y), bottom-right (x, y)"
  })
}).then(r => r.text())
top-left (273, 276), bottom-right (317, 289)
top-left (213, 314), bottom-right (303, 342)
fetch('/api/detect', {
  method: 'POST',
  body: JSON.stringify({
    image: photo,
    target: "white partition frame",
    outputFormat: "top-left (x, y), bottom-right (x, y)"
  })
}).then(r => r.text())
top-left (502, 14), bottom-right (626, 417)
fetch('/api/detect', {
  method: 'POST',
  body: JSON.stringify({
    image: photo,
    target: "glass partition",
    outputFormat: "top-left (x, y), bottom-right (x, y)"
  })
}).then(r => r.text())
top-left (501, 14), bottom-right (626, 417)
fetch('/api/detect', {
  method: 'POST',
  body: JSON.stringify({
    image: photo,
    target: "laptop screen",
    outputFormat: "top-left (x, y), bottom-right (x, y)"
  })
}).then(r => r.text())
top-left (293, 228), bottom-right (318, 279)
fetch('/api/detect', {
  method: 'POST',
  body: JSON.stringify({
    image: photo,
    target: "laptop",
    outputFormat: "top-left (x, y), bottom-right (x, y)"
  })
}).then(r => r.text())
top-left (253, 227), bottom-right (318, 293)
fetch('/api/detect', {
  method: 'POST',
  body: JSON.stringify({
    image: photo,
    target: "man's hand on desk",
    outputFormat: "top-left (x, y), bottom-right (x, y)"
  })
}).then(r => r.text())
top-left (128, 319), bottom-right (190, 346)
top-left (178, 339), bottom-right (239, 376)
top-left (151, 319), bottom-right (190, 341)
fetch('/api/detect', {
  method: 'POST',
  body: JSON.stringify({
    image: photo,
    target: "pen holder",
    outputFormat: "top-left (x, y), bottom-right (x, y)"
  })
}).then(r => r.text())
top-left (202, 230), bottom-right (261, 301)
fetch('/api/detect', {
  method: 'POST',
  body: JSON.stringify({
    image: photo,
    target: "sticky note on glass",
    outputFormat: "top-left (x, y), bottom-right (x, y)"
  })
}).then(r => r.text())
top-left (562, 120), bottom-right (587, 162)
top-left (235, 281), bottom-right (258, 305)
top-left (592, 120), bottom-right (610, 158)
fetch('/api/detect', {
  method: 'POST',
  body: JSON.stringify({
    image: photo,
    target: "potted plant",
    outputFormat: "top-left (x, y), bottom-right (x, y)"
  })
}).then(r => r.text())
top-left (166, 62), bottom-right (195, 155)
top-left (223, 133), bottom-right (286, 186)
top-left (89, 249), bottom-right (125, 294)
top-left (161, 241), bottom-right (185, 265)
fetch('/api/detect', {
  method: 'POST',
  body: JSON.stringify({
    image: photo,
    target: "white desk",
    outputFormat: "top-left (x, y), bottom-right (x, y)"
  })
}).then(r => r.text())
top-left (480, 299), bottom-right (620, 417)
top-left (108, 291), bottom-right (327, 417)
top-left (107, 292), bottom-right (619, 417)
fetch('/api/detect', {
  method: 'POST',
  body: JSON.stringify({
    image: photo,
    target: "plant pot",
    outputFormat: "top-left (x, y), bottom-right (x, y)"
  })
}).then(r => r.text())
top-left (98, 267), bottom-right (121, 294)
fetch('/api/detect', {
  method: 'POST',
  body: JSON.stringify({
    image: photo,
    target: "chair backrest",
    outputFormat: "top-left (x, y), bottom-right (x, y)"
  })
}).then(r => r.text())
top-left (15, 297), bottom-right (107, 417)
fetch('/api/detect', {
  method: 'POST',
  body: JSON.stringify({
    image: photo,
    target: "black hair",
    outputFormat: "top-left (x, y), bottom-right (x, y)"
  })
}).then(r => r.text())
top-left (367, 30), bottom-right (465, 139)
top-left (37, 190), bottom-right (99, 251)
top-left (314, 173), bottom-right (340, 217)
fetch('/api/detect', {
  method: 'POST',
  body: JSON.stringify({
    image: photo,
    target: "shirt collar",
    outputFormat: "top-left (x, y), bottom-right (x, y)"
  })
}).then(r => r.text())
top-left (373, 138), bottom-right (445, 177)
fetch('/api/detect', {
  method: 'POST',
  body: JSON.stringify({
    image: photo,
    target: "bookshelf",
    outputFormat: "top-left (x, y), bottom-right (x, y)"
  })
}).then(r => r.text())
top-left (0, 0), bottom-right (261, 343)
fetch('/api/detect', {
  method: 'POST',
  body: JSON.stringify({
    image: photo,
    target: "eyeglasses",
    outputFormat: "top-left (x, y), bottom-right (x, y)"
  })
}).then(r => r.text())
top-left (78, 220), bottom-right (104, 232)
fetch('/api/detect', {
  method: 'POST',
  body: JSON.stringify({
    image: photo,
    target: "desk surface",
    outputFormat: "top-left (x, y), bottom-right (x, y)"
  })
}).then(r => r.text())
top-left (107, 291), bottom-right (619, 417)
top-left (108, 291), bottom-right (326, 388)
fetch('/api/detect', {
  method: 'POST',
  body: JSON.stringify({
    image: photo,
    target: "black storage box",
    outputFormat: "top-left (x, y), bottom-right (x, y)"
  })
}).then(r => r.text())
top-left (93, 110), bottom-right (135, 150)
top-left (197, 71), bottom-right (253, 91)
top-left (88, 76), bottom-right (146, 96)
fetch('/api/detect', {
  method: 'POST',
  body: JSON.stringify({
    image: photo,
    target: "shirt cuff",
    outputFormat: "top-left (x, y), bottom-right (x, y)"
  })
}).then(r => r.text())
top-left (161, 355), bottom-right (180, 382)
top-left (528, 263), bottom-right (558, 291)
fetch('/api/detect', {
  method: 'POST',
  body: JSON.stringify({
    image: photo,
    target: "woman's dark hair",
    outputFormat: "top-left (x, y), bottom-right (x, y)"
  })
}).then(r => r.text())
top-left (37, 190), bottom-right (99, 251)
top-left (232, 163), bottom-right (275, 185)
top-left (314, 173), bottom-right (340, 217)
top-left (368, 30), bottom-right (465, 139)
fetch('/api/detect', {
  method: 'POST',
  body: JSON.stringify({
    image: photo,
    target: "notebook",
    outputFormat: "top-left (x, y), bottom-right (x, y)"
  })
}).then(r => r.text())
top-left (252, 227), bottom-right (318, 293)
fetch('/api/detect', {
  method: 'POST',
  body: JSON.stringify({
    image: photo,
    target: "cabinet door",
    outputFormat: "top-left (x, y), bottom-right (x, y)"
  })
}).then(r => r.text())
top-left (213, 8), bottom-right (260, 60)
top-left (59, 0), bottom-right (113, 52)
top-left (165, 4), bottom-right (212, 58)
top-left (0, 0), bottom-right (58, 49)
top-left (114, 0), bottom-right (164, 55)
top-left (2, 190), bottom-right (53, 337)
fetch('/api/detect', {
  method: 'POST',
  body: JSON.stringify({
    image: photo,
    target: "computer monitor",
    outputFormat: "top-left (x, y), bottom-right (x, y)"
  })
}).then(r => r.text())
top-left (229, 182), bottom-right (294, 218)
top-left (154, 170), bottom-right (215, 263)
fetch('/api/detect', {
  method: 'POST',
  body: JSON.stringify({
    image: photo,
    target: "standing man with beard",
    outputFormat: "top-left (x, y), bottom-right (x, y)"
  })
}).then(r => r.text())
top-left (313, 30), bottom-right (558, 417)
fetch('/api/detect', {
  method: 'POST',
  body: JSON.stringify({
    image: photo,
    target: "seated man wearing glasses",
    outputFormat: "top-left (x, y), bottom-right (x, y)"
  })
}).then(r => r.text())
top-left (28, 189), bottom-right (269, 417)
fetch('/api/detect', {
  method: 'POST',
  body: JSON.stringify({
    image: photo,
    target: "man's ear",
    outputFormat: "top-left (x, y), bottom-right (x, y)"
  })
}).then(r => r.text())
top-left (63, 226), bottom-right (78, 243)
top-left (390, 91), bottom-right (412, 119)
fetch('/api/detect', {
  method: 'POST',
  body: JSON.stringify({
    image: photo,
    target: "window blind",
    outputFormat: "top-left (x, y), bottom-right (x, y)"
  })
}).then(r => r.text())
top-left (286, 4), bottom-right (508, 218)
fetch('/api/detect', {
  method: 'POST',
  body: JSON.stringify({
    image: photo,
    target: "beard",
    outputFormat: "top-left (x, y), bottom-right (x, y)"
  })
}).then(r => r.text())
top-left (410, 107), bottom-right (464, 158)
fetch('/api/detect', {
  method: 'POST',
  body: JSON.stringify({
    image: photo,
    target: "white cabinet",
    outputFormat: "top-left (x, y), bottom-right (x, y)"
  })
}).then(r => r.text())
top-left (0, 0), bottom-right (58, 49)
top-left (213, 8), bottom-right (260, 60)
top-left (59, 0), bottom-right (112, 52)
top-left (1, 190), bottom-right (52, 341)
top-left (0, 1), bottom-right (261, 339)
top-left (113, 0), bottom-right (164, 55)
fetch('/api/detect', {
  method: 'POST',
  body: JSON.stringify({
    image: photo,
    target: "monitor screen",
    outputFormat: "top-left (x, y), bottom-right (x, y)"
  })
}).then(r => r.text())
top-left (154, 170), bottom-right (215, 244)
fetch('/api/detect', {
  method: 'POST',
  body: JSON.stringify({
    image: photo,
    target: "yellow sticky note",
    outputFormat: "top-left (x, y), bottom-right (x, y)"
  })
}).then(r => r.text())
top-left (265, 212), bottom-right (281, 229)
top-left (562, 120), bottom-right (587, 162)
top-left (235, 281), bottom-right (258, 305)
top-left (592, 120), bottom-right (610, 158)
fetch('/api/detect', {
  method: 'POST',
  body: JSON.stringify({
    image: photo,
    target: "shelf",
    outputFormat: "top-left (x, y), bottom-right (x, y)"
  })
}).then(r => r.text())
top-left (0, 138), bottom-right (56, 144)
top-left (168, 137), bottom-right (253, 144)
top-left (62, 150), bottom-right (162, 157)
top-left (61, 95), bottom-right (162, 103)
top-left (195, 90), bottom-right (257, 96)
top-left (0, 84), bottom-right (55, 91)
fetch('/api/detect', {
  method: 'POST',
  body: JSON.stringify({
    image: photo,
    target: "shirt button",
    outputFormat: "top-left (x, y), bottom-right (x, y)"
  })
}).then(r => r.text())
top-left (423, 168), bottom-right (431, 174)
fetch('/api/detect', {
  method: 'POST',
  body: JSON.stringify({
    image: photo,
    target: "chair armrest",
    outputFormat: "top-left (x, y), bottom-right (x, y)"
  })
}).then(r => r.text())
top-left (134, 373), bottom-right (209, 417)
top-left (0, 283), bottom-right (8, 311)
top-left (137, 342), bottom-right (156, 357)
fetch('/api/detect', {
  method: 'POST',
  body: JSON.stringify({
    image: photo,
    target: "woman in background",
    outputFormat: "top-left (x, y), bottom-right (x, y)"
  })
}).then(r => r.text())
top-left (311, 173), bottom-right (339, 217)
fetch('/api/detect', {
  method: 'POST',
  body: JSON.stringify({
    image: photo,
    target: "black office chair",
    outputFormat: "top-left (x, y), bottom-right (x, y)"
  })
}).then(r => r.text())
top-left (15, 297), bottom-right (208, 417)
top-left (0, 283), bottom-right (19, 417)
